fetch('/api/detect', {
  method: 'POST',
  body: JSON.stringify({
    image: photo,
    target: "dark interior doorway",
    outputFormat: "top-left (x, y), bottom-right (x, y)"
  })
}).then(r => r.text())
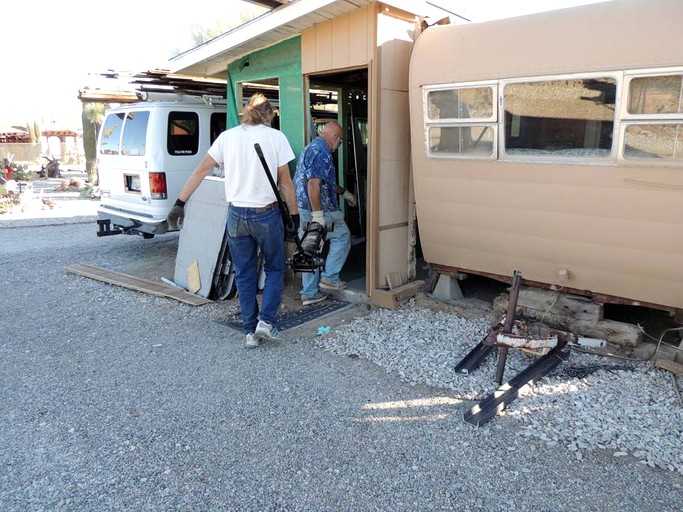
top-left (309, 68), bottom-right (368, 286)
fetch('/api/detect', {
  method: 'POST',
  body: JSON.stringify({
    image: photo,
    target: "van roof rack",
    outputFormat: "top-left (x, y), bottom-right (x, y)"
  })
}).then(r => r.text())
top-left (79, 69), bottom-right (228, 104)
top-left (134, 91), bottom-right (226, 105)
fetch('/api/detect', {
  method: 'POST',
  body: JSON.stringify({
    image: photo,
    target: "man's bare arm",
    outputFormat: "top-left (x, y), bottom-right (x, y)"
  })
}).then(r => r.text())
top-left (307, 178), bottom-right (322, 211)
top-left (277, 164), bottom-right (299, 215)
top-left (178, 154), bottom-right (218, 202)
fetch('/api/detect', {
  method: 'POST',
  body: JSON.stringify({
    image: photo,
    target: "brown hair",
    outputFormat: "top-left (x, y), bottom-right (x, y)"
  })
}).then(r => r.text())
top-left (241, 93), bottom-right (275, 126)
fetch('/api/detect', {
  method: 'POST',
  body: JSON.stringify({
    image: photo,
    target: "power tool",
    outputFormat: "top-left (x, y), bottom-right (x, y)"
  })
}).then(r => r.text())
top-left (254, 143), bottom-right (329, 273)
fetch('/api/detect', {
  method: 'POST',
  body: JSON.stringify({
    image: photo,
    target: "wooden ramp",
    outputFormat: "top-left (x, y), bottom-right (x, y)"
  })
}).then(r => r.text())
top-left (66, 263), bottom-right (212, 306)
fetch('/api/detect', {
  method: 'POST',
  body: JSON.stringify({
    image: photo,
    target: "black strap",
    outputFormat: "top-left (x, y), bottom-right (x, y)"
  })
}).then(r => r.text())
top-left (253, 143), bottom-right (301, 247)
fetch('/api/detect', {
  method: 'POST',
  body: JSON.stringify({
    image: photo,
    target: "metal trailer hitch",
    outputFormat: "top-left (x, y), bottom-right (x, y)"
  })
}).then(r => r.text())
top-left (454, 270), bottom-right (606, 426)
top-left (96, 219), bottom-right (123, 237)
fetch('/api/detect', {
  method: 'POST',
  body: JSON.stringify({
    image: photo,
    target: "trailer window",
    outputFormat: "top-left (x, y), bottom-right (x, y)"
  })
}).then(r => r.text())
top-left (504, 78), bottom-right (616, 158)
top-left (627, 75), bottom-right (683, 114)
top-left (428, 126), bottom-right (494, 156)
top-left (425, 85), bottom-right (496, 158)
top-left (622, 74), bottom-right (683, 162)
top-left (427, 87), bottom-right (493, 120)
top-left (624, 124), bottom-right (683, 160)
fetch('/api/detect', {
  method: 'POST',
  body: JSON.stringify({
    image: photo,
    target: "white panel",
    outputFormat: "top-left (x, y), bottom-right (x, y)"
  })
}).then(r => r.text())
top-left (174, 177), bottom-right (229, 298)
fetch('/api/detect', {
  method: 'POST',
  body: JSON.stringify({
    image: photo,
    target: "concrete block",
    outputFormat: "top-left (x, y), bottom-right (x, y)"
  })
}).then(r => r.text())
top-left (431, 274), bottom-right (464, 301)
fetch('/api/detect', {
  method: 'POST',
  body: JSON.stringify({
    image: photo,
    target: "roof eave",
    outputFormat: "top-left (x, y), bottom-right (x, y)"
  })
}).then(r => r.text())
top-left (168, 0), bottom-right (367, 77)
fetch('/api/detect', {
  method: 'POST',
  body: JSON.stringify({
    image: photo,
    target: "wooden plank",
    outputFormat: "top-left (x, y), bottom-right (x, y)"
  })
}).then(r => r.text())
top-left (656, 359), bottom-right (683, 376)
top-left (494, 288), bottom-right (603, 327)
top-left (568, 319), bottom-right (642, 348)
top-left (493, 288), bottom-right (640, 347)
top-left (371, 280), bottom-right (425, 310)
top-left (386, 271), bottom-right (404, 290)
top-left (66, 263), bottom-right (212, 306)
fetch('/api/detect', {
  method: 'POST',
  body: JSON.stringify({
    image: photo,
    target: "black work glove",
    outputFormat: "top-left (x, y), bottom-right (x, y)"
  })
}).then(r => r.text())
top-left (285, 213), bottom-right (300, 241)
top-left (166, 199), bottom-right (186, 231)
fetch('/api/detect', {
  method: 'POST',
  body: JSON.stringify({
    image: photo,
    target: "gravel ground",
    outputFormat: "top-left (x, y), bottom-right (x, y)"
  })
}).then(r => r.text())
top-left (318, 307), bottom-right (683, 474)
top-left (1, 208), bottom-right (682, 511)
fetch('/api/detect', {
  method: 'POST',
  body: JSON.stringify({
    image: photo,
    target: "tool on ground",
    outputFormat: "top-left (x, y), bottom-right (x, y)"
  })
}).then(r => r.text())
top-left (454, 270), bottom-right (607, 426)
top-left (253, 143), bottom-right (329, 273)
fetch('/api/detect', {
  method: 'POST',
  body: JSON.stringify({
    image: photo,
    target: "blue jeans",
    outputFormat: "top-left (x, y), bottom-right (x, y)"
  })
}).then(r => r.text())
top-left (298, 208), bottom-right (351, 298)
top-left (227, 206), bottom-right (285, 334)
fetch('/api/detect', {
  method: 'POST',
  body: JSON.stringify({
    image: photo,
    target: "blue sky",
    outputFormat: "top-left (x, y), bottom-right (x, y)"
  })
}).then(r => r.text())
top-left (0, 0), bottom-right (610, 129)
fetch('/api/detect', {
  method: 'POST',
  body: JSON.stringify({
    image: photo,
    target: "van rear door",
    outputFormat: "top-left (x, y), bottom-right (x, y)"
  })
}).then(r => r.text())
top-left (98, 108), bottom-right (150, 210)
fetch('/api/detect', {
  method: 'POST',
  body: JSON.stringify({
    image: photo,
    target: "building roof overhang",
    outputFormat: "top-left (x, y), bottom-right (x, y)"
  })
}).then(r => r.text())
top-left (168, 0), bottom-right (455, 78)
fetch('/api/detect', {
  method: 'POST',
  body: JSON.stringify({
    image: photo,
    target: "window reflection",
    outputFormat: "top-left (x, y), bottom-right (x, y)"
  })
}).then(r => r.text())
top-left (428, 87), bottom-right (493, 120)
top-left (624, 124), bottom-right (683, 160)
top-left (628, 75), bottom-right (683, 115)
top-left (504, 78), bottom-right (616, 157)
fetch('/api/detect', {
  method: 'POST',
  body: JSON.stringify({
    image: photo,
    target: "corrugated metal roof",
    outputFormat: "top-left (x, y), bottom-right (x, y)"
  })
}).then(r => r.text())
top-left (168, 0), bottom-right (456, 77)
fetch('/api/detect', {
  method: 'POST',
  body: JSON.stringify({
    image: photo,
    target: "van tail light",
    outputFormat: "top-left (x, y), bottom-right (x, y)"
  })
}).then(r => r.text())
top-left (149, 172), bottom-right (168, 199)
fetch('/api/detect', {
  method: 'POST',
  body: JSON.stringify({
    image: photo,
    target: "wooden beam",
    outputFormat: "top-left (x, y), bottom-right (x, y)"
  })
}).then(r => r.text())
top-left (66, 263), bottom-right (211, 306)
top-left (370, 280), bottom-right (425, 310)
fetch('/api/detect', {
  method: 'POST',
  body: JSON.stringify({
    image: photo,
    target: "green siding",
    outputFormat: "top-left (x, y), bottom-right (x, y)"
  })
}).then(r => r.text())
top-left (226, 37), bottom-right (305, 170)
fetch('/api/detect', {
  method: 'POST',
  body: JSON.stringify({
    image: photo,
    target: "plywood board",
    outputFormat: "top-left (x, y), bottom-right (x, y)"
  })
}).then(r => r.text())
top-left (378, 226), bottom-right (409, 286)
top-left (302, 5), bottom-right (372, 74)
top-left (66, 264), bottom-right (211, 306)
top-left (187, 260), bottom-right (201, 294)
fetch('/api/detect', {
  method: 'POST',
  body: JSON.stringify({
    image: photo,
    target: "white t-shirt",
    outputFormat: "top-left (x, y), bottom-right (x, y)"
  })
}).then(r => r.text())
top-left (208, 124), bottom-right (295, 207)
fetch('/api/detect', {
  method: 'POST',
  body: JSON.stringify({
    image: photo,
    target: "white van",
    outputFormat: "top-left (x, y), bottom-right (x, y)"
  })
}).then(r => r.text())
top-left (96, 94), bottom-right (226, 238)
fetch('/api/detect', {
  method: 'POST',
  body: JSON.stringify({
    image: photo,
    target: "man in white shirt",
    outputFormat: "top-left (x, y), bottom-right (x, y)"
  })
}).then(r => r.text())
top-left (167, 94), bottom-right (298, 348)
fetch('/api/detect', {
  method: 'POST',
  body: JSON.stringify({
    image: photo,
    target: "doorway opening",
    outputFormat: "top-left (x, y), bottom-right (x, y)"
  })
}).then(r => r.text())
top-left (308, 68), bottom-right (368, 288)
top-left (238, 78), bottom-right (281, 129)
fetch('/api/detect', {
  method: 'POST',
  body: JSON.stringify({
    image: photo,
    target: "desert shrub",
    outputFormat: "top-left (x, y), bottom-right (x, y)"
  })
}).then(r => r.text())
top-left (69, 178), bottom-right (85, 189)
top-left (54, 178), bottom-right (85, 192)
top-left (10, 163), bottom-right (36, 181)
top-left (55, 180), bottom-right (71, 191)
top-left (0, 196), bottom-right (19, 214)
top-left (80, 184), bottom-right (101, 199)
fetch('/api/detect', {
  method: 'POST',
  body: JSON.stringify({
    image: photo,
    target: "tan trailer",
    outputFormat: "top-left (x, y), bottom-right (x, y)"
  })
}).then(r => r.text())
top-left (408, 0), bottom-right (683, 314)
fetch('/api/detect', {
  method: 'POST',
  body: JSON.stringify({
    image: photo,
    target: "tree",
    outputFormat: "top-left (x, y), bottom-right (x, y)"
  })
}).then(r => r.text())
top-left (81, 102), bottom-right (108, 185)
top-left (171, 9), bottom-right (264, 56)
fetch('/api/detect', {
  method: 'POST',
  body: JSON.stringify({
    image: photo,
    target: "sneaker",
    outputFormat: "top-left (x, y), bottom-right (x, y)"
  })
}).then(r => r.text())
top-left (302, 292), bottom-right (327, 306)
top-left (254, 320), bottom-right (281, 341)
top-left (319, 277), bottom-right (347, 290)
top-left (245, 333), bottom-right (259, 349)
